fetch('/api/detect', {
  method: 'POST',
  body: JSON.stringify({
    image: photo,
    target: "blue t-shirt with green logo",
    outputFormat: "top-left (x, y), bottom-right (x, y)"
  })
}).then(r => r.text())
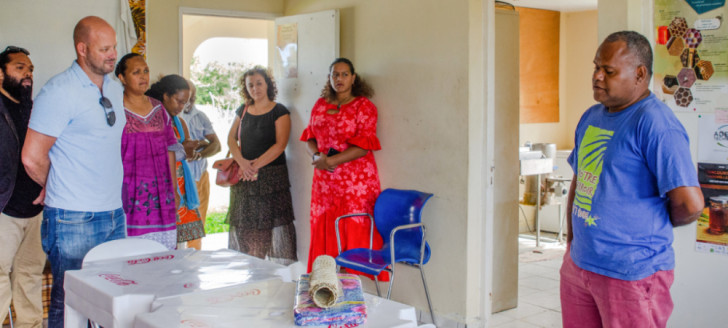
top-left (568, 93), bottom-right (699, 281)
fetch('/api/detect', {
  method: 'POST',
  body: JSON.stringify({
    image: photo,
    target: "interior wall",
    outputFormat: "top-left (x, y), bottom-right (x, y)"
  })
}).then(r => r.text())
top-left (0, 0), bottom-right (132, 96)
top-left (146, 0), bottom-right (284, 78)
top-left (519, 10), bottom-right (598, 151)
top-left (181, 16), bottom-right (273, 79)
top-left (282, 0), bottom-right (473, 323)
top-left (563, 10), bottom-right (599, 150)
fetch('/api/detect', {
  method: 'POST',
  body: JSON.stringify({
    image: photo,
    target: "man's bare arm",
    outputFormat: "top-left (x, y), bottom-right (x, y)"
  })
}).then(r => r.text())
top-left (199, 133), bottom-right (221, 158)
top-left (22, 128), bottom-right (56, 186)
top-left (667, 186), bottom-right (704, 227)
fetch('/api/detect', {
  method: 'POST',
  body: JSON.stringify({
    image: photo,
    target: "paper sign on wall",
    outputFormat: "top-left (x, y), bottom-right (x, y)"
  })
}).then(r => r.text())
top-left (277, 23), bottom-right (298, 78)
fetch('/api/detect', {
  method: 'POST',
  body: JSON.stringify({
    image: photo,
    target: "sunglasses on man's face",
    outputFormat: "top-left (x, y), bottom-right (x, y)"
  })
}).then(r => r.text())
top-left (99, 96), bottom-right (116, 127)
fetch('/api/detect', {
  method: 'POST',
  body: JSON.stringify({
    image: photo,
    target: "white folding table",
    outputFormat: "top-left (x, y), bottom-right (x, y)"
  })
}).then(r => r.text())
top-left (64, 249), bottom-right (293, 328)
top-left (64, 249), bottom-right (418, 328)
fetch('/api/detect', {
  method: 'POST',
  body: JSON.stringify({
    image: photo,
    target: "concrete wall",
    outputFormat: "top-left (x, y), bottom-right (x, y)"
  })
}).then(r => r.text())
top-left (0, 0), bottom-right (130, 95)
top-left (282, 0), bottom-right (475, 324)
top-left (146, 0), bottom-right (284, 77)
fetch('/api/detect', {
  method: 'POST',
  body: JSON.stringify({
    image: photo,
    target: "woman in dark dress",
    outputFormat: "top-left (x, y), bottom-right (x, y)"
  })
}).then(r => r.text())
top-left (226, 66), bottom-right (297, 264)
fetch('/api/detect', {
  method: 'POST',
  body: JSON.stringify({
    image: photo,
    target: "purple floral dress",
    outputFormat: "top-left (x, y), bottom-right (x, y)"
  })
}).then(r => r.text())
top-left (121, 97), bottom-right (178, 249)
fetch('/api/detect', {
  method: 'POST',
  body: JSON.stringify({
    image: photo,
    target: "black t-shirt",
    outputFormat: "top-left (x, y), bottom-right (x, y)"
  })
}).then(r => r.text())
top-left (235, 103), bottom-right (289, 166)
top-left (2, 94), bottom-right (43, 218)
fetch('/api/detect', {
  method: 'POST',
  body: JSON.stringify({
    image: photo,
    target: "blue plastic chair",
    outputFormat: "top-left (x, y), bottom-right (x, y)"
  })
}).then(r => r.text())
top-left (335, 188), bottom-right (435, 324)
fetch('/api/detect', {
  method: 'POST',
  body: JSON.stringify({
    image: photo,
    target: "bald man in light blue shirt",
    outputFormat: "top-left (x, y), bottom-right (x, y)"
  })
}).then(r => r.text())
top-left (21, 16), bottom-right (127, 328)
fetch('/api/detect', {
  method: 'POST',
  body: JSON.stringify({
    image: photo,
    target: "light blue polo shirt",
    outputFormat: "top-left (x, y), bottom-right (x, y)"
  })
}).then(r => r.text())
top-left (29, 61), bottom-right (126, 212)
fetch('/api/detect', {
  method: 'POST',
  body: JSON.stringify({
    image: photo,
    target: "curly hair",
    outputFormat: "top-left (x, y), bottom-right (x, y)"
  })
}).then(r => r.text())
top-left (239, 66), bottom-right (277, 105)
top-left (144, 74), bottom-right (189, 102)
top-left (320, 58), bottom-right (374, 102)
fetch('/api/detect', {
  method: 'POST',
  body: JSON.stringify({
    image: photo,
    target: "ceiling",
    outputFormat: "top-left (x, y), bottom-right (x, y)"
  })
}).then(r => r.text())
top-left (502, 0), bottom-right (598, 12)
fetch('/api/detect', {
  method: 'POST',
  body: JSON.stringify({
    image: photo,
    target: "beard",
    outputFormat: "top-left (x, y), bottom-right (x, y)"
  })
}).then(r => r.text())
top-left (2, 74), bottom-right (32, 105)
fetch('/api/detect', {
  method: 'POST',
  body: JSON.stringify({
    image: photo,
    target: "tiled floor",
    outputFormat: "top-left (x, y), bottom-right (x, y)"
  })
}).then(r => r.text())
top-left (490, 234), bottom-right (565, 328)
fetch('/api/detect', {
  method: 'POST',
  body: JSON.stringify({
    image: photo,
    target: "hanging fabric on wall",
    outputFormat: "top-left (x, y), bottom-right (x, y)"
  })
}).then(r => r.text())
top-left (123, 0), bottom-right (146, 57)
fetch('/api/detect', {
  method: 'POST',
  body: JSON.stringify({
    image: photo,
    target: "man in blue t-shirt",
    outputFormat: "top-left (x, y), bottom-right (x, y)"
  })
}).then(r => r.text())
top-left (21, 16), bottom-right (127, 328)
top-left (561, 31), bottom-right (704, 328)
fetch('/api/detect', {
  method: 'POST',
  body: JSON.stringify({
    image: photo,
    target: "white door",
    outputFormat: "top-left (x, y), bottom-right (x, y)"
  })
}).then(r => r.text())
top-left (273, 10), bottom-right (339, 268)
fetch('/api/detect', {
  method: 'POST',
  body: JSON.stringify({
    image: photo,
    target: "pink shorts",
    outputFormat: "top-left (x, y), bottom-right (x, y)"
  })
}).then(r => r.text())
top-left (559, 250), bottom-right (674, 328)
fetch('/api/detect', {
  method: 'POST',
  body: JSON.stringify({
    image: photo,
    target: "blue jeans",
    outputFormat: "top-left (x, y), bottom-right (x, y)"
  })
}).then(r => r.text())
top-left (41, 207), bottom-right (126, 328)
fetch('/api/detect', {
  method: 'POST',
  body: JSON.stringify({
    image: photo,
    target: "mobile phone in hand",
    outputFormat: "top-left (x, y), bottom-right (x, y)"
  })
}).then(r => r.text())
top-left (327, 148), bottom-right (340, 156)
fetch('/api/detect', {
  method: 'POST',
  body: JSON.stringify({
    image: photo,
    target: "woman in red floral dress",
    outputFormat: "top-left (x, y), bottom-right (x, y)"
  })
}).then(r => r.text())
top-left (300, 58), bottom-right (386, 280)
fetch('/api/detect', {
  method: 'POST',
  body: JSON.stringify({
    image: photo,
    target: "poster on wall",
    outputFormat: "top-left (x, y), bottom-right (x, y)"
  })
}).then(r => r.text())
top-left (696, 163), bottom-right (728, 255)
top-left (277, 23), bottom-right (298, 78)
top-left (128, 0), bottom-right (146, 56)
top-left (697, 113), bottom-right (728, 163)
top-left (653, 0), bottom-right (727, 113)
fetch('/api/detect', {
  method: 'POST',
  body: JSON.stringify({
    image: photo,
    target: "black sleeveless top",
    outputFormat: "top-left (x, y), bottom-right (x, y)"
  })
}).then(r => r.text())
top-left (235, 103), bottom-right (289, 166)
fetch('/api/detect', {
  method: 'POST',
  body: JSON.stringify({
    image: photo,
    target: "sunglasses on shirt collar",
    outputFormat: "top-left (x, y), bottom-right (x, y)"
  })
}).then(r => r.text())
top-left (99, 96), bottom-right (116, 127)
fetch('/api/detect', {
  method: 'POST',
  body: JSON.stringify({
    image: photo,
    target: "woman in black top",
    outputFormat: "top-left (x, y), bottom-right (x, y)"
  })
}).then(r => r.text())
top-left (226, 66), bottom-right (297, 264)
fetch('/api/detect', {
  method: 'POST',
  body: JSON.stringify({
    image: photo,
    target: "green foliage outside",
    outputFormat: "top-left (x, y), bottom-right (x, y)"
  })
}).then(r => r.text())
top-left (205, 211), bottom-right (230, 234)
top-left (190, 56), bottom-right (251, 113)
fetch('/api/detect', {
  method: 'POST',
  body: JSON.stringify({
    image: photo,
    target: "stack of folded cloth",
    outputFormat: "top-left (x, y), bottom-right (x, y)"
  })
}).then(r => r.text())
top-left (293, 255), bottom-right (367, 326)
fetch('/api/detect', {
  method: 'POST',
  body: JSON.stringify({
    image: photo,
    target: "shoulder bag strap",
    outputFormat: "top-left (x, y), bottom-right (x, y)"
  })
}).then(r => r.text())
top-left (237, 104), bottom-right (247, 149)
top-left (226, 104), bottom-right (248, 158)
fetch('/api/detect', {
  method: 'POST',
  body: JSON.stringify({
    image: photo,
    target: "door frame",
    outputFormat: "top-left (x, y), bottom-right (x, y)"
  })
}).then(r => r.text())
top-left (177, 7), bottom-right (278, 75)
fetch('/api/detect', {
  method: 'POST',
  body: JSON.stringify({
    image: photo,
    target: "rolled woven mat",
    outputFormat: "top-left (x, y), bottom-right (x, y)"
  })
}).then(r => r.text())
top-left (309, 255), bottom-right (342, 308)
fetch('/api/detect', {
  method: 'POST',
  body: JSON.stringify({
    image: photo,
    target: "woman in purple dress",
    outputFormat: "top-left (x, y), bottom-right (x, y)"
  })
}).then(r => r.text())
top-left (116, 53), bottom-right (179, 249)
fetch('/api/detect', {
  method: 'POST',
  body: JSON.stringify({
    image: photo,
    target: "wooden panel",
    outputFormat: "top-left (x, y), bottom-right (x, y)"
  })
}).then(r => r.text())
top-left (516, 7), bottom-right (560, 124)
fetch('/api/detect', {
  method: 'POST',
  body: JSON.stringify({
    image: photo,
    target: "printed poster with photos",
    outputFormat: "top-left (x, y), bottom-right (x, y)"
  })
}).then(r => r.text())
top-left (653, 0), bottom-right (728, 112)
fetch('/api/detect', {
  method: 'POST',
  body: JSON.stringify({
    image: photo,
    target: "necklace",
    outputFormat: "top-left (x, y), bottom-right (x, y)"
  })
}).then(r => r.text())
top-left (327, 96), bottom-right (354, 115)
top-left (336, 95), bottom-right (354, 110)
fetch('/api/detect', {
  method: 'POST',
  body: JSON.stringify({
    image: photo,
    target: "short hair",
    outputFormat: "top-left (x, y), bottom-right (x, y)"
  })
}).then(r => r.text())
top-left (239, 66), bottom-right (277, 105)
top-left (320, 57), bottom-right (374, 102)
top-left (145, 74), bottom-right (189, 102)
top-left (0, 45), bottom-right (30, 72)
top-left (603, 31), bottom-right (653, 76)
top-left (115, 53), bottom-right (143, 78)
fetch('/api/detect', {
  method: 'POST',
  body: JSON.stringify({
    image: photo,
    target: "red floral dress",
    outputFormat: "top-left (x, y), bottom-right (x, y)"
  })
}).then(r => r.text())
top-left (300, 97), bottom-right (387, 280)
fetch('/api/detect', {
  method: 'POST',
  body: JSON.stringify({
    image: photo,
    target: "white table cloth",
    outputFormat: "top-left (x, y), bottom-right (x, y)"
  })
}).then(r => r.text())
top-left (64, 249), bottom-right (293, 328)
top-left (134, 280), bottom-right (418, 328)
top-left (64, 249), bottom-right (418, 328)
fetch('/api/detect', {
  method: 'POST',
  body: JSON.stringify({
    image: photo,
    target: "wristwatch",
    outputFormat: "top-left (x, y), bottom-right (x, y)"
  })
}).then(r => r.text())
top-left (312, 152), bottom-right (321, 161)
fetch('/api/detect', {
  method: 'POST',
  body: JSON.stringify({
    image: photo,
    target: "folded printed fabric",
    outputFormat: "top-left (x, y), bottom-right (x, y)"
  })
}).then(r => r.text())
top-left (294, 273), bottom-right (366, 326)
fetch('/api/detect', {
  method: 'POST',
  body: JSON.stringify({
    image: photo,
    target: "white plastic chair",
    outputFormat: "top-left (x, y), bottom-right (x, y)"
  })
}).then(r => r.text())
top-left (83, 238), bottom-right (168, 267)
top-left (82, 238), bottom-right (168, 328)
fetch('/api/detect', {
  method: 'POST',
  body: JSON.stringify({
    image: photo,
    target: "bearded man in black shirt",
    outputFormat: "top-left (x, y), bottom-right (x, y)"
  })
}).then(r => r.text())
top-left (0, 45), bottom-right (45, 328)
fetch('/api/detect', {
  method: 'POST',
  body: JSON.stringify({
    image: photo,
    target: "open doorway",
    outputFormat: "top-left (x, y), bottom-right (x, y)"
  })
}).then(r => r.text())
top-left (181, 13), bottom-right (274, 248)
top-left (492, 0), bottom-right (599, 326)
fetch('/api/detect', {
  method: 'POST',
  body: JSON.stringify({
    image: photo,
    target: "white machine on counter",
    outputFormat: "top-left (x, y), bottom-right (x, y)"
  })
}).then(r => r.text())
top-left (519, 143), bottom-right (572, 246)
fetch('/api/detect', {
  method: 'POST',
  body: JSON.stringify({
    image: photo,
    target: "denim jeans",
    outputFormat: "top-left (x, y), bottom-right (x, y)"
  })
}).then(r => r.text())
top-left (41, 207), bottom-right (126, 328)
